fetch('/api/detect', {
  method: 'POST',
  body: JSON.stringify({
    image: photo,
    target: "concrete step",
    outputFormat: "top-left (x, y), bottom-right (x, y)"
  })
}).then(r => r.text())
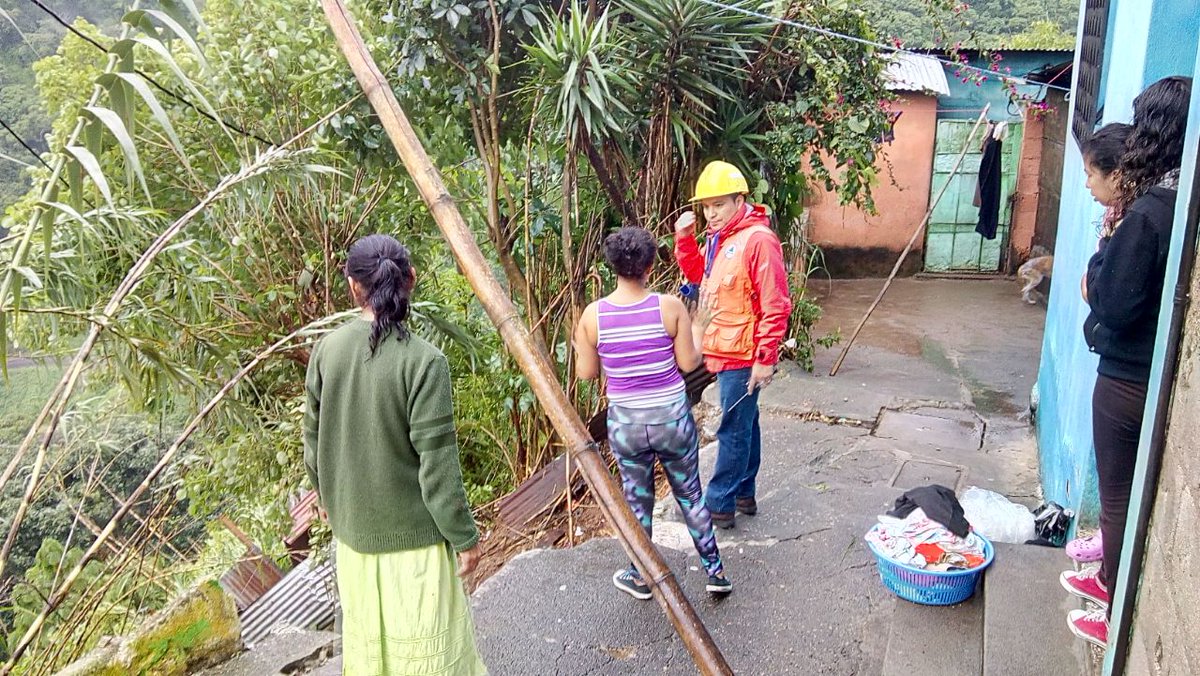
top-left (882, 590), bottom-right (984, 676)
top-left (880, 542), bottom-right (1099, 676)
top-left (982, 542), bottom-right (1092, 676)
top-left (197, 628), bottom-right (339, 676)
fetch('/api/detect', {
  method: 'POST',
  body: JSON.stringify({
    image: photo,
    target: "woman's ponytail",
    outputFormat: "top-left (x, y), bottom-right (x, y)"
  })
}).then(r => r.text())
top-left (345, 235), bottom-right (414, 356)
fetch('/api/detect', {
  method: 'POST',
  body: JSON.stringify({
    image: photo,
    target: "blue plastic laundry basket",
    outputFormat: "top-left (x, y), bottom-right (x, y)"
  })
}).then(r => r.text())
top-left (867, 534), bottom-right (994, 606)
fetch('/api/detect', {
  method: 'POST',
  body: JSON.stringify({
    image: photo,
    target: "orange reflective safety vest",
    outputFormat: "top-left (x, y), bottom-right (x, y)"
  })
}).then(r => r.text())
top-left (698, 223), bottom-right (775, 362)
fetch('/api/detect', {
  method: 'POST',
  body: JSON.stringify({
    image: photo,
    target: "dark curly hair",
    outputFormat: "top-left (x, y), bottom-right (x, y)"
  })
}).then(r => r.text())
top-left (1113, 76), bottom-right (1192, 220)
top-left (603, 226), bottom-right (657, 279)
top-left (1081, 122), bottom-right (1132, 174)
top-left (345, 234), bottom-right (414, 355)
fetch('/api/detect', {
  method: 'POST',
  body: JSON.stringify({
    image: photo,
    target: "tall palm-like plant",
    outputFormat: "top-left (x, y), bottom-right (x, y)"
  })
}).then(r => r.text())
top-left (616, 0), bottom-right (771, 225)
top-left (527, 0), bottom-right (775, 229)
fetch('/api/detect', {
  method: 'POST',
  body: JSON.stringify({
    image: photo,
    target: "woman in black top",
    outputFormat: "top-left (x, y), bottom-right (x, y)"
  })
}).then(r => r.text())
top-left (1061, 75), bottom-right (1192, 649)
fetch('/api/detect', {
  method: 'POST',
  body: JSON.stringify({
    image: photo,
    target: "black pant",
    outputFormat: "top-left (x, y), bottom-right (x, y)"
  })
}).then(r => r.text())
top-left (1092, 374), bottom-right (1149, 615)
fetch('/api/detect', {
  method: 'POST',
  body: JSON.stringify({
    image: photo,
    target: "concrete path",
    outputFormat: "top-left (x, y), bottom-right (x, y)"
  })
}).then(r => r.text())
top-left (470, 279), bottom-right (1090, 675)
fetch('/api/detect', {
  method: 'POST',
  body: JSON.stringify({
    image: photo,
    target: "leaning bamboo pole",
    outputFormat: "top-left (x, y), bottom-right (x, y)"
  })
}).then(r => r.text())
top-left (319, 2), bottom-right (732, 673)
top-left (830, 105), bottom-right (991, 376)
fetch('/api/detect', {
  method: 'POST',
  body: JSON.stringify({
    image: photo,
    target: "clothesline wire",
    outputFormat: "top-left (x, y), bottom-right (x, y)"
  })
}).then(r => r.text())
top-left (695, 0), bottom-right (1073, 94)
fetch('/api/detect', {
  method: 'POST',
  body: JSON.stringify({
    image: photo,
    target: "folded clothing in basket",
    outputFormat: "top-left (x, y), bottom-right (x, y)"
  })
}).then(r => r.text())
top-left (866, 508), bottom-right (987, 571)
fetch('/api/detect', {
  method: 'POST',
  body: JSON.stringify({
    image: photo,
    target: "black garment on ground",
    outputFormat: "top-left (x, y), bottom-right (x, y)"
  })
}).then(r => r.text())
top-left (1093, 374), bottom-right (1148, 620)
top-left (887, 484), bottom-right (970, 538)
top-left (1084, 186), bottom-right (1177, 383)
top-left (975, 135), bottom-right (1003, 240)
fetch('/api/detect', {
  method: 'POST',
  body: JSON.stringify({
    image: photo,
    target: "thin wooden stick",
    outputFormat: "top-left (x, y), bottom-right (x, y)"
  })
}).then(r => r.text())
top-left (830, 105), bottom-right (991, 377)
top-left (319, 2), bottom-right (732, 673)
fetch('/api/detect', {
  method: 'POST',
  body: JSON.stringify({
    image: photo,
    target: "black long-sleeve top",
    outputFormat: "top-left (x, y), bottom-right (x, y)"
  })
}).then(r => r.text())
top-left (1084, 186), bottom-right (1177, 383)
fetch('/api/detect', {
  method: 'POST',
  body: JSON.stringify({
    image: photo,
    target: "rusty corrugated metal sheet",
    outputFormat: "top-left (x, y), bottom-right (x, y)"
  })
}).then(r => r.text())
top-left (496, 454), bottom-right (575, 527)
top-left (286, 490), bottom-right (319, 546)
top-left (238, 555), bottom-right (337, 646)
top-left (886, 54), bottom-right (951, 96)
top-left (219, 550), bottom-right (286, 611)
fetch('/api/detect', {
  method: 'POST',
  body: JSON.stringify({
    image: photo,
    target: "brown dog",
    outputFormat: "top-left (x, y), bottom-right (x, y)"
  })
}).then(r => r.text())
top-left (1018, 249), bottom-right (1054, 304)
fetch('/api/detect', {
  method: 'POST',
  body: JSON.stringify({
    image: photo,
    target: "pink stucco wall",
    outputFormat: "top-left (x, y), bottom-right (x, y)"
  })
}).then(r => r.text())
top-left (806, 95), bottom-right (937, 275)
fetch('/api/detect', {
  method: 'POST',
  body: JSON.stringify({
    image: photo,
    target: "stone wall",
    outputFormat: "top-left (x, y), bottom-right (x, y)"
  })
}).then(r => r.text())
top-left (1127, 268), bottom-right (1200, 675)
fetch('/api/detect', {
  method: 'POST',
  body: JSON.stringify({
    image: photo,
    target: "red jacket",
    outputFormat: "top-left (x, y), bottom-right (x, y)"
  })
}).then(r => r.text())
top-left (674, 203), bottom-right (792, 372)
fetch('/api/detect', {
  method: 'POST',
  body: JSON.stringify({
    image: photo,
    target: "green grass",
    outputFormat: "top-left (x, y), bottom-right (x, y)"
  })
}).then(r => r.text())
top-left (0, 362), bottom-right (63, 451)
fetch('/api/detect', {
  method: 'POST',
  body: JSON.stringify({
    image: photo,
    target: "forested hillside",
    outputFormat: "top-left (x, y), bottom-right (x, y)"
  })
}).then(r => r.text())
top-left (0, 1), bottom-right (127, 209)
top-left (863, 0), bottom-right (1078, 49)
top-left (0, 0), bottom-right (1079, 219)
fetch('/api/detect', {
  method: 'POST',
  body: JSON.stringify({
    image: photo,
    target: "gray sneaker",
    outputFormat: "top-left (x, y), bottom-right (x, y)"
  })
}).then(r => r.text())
top-left (706, 575), bottom-right (733, 595)
top-left (612, 568), bottom-right (652, 600)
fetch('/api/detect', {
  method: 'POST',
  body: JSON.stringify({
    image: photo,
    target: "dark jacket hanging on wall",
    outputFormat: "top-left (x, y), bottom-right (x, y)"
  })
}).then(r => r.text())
top-left (975, 134), bottom-right (1003, 240)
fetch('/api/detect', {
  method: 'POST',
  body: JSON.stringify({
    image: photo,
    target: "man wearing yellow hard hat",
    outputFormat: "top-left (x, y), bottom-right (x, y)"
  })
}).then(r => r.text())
top-left (674, 160), bottom-right (792, 529)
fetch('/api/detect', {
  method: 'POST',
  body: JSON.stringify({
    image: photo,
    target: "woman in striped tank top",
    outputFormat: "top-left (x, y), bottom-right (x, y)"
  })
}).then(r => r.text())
top-left (573, 226), bottom-right (731, 599)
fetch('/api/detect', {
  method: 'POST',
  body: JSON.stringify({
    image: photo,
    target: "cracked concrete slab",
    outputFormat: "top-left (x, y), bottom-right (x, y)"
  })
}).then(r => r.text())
top-left (873, 408), bottom-right (985, 451)
top-left (470, 280), bottom-right (1052, 674)
top-left (473, 417), bottom-right (910, 675)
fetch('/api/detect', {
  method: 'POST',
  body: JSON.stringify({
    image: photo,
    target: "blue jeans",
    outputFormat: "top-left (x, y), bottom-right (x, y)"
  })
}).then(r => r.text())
top-left (704, 367), bottom-right (762, 514)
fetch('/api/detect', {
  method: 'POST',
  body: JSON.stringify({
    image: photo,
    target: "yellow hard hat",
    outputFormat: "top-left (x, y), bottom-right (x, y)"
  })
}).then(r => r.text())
top-left (691, 161), bottom-right (749, 202)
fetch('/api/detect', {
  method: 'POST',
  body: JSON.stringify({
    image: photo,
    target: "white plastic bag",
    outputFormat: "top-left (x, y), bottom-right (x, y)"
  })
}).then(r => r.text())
top-left (960, 486), bottom-right (1036, 544)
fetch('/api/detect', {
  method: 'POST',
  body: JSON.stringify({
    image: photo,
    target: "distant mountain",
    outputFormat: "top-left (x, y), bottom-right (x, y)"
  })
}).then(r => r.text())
top-left (862, 0), bottom-right (1078, 50)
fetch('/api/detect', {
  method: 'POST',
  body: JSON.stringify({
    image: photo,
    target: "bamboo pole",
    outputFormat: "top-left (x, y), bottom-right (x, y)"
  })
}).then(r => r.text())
top-left (319, 2), bottom-right (732, 673)
top-left (830, 105), bottom-right (991, 377)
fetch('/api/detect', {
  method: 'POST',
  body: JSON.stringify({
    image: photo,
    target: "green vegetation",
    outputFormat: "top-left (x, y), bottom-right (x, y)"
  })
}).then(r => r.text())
top-left (0, 362), bottom-right (58, 443)
top-left (0, 1), bottom-right (127, 210)
top-left (863, 0), bottom-right (1077, 49)
top-left (0, 0), bottom-right (970, 668)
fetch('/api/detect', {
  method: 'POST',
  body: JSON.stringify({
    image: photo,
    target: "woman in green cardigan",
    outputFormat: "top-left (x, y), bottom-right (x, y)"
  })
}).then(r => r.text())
top-left (304, 234), bottom-right (486, 675)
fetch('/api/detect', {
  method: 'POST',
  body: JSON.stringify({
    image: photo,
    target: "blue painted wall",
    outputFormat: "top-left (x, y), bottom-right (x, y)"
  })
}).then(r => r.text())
top-left (1036, 0), bottom-right (1199, 524)
top-left (936, 51), bottom-right (1072, 122)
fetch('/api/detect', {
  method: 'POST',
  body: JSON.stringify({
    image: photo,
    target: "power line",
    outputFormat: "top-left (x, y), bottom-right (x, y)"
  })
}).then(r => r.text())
top-left (696, 0), bottom-right (1072, 94)
top-left (0, 116), bottom-right (54, 173)
top-left (0, 113), bottom-right (89, 204)
top-left (0, 112), bottom-right (98, 207)
top-left (26, 0), bottom-right (278, 146)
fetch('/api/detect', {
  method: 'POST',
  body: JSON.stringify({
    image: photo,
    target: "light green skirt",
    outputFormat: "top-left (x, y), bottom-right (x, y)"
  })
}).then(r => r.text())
top-left (336, 539), bottom-right (487, 676)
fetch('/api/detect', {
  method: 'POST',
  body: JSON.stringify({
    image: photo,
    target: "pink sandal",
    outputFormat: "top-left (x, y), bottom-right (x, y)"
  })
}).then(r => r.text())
top-left (1066, 532), bottom-right (1103, 563)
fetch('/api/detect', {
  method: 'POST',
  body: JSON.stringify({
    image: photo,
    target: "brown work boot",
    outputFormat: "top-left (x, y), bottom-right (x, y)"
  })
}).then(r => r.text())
top-left (710, 511), bottom-right (736, 529)
top-left (735, 497), bottom-right (758, 516)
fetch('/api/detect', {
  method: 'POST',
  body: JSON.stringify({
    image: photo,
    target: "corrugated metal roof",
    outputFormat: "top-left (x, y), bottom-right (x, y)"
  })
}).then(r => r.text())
top-left (885, 54), bottom-right (951, 96)
top-left (238, 555), bottom-right (337, 646)
top-left (219, 550), bottom-right (286, 610)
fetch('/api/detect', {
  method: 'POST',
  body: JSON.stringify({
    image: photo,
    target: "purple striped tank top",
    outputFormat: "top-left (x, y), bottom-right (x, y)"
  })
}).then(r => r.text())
top-left (596, 294), bottom-right (686, 409)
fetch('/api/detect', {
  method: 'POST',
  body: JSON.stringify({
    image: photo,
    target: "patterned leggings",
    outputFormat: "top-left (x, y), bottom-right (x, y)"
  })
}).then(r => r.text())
top-left (607, 403), bottom-right (723, 577)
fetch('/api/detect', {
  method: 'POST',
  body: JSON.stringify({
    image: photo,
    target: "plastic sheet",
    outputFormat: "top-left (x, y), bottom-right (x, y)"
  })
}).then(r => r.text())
top-left (960, 486), bottom-right (1036, 544)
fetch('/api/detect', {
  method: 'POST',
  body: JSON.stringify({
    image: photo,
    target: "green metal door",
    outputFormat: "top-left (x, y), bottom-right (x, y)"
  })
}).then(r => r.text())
top-left (924, 120), bottom-right (1023, 273)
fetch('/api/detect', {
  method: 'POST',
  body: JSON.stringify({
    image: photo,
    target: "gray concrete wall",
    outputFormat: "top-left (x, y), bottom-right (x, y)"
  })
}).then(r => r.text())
top-left (1128, 270), bottom-right (1200, 675)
